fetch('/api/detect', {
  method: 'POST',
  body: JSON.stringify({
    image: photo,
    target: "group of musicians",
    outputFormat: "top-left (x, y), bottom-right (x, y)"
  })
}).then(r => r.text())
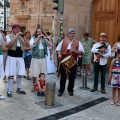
top-left (0, 24), bottom-right (112, 99)
top-left (56, 30), bottom-right (111, 96)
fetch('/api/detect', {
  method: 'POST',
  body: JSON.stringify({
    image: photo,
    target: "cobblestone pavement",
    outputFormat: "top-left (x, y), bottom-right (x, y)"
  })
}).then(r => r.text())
top-left (0, 70), bottom-right (120, 120)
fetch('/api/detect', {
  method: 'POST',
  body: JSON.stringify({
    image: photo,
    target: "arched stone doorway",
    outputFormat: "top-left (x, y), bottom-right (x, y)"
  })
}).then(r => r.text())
top-left (91, 0), bottom-right (119, 70)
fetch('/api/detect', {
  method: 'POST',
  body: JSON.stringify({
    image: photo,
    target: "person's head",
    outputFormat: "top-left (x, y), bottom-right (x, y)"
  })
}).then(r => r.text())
top-left (24, 30), bottom-right (31, 39)
top-left (5, 30), bottom-right (10, 36)
top-left (99, 32), bottom-right (107, 44)
top-left (39, 73), bottom-right (45, 81)
top-left (118, 36), bottom-right (120, 42)
top-left (46, 31), bottom-right (51, 36)
top-left (117, 49), bottom-right (120, 59)
top-left (83, 32), bottom-right (89, 40)
top-left (34, 28), bottom-right (42, 37)
top-left (67, 29), bottom-right (75, 40)
top-left (12, 24), bottom-right (21, 35)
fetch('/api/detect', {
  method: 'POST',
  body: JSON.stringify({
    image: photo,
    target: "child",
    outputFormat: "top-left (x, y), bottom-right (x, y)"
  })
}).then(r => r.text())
top-left (108, 49), bottom-right (120, 105)
top-left (34, 73), bottom-right (46, 96)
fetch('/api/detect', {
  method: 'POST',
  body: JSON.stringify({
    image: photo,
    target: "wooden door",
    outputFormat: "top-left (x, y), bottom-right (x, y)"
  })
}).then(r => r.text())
top-left (92, 0), bottom-right (120, 71)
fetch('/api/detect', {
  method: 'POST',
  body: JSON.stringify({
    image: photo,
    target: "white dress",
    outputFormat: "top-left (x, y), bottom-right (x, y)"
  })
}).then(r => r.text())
top-left (0, 33), bottom-right (4, 79)
top-left (0, 55), bottom-right (4, 79)
top-left (46, 47), bottom-right (55, 74)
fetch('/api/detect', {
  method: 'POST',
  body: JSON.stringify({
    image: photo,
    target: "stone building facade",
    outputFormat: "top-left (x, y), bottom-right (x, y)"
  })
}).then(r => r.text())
top-left (7, 0), bottom-right (94, 40)
top-left (7, 0), bottom-right (54, 34)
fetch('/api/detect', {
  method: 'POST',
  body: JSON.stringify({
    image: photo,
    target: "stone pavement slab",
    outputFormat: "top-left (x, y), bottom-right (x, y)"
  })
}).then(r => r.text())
top-left (0, 72), bottom-right (120, 120)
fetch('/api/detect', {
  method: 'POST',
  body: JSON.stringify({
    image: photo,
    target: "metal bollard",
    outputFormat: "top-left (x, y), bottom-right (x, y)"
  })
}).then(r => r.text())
top-left (45, 82), bottom-right (56, 106)
top-left (80, 70), bottom-right (90, 90)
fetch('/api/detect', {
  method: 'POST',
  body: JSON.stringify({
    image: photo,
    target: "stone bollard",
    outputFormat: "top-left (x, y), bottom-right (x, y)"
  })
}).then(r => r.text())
top-left (80, 70), bottom-right (90, 90)
top-left (45, 82), bottom-right (56, 106)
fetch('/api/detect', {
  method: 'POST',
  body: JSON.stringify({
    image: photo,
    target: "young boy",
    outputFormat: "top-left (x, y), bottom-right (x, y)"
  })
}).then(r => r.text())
top-left (34, 73), bottom-right (46, 96)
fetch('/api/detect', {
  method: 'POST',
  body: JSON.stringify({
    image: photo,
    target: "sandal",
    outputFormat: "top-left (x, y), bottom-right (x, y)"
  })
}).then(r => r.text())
top-left (23, 76), bottom-right (26, 78)
top-left (111, 101), bottom-right (115, 105)
top-left (27, 77), bottom-right (31, 80)
top-left (117, 101), bottom-right (120, 106)
top-left (31, 87), bottom-right (35, 92)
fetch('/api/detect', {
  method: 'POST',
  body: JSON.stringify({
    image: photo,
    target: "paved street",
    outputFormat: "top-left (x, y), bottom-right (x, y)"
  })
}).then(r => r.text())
top-left (0, 70), bottom-right (120, 120)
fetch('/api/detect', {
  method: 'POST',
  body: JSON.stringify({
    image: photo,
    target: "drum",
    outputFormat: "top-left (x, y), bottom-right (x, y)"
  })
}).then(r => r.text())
top-left (60, 55), bottom-right (77, 70)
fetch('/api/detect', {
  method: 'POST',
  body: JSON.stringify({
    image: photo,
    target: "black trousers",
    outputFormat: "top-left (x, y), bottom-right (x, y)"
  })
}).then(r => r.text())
top-left (77, 57), bottom-right (82, 67)
top-left (56, 54), bottom-right (60, 71)
top-left (59, 64), bottom-right (77, 93)
top-left (93, 62), bottom-right (106, 89)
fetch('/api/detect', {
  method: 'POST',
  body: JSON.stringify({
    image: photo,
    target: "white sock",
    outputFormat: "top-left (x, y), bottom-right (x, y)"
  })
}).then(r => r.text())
top-left (17, 77), bottom-right (22, 89)
top-left (8, 78), bottom-right (13, 92)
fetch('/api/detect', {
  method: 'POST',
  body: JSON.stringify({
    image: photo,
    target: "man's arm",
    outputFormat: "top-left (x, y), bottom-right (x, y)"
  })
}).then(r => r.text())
top-left (91, 43), bottom-right (99, 53)
top-left (0, 31), bottom-right (7, 42)
top-left (44, 37), bottom-right (52, 47)
top-left (6, 32), bottom-right (23, 49)
top-left (92, 38), bottom-right (97, 44)
top-left (56, 41), bottom-right (63, 60)
top-left (2, 44), bottom-right (8, 52)
top-left (71, 41), bottom-right (84, 55)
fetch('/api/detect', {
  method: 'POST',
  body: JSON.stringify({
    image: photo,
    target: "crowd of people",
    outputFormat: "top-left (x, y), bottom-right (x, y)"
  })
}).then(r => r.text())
top-left (0, 24), bottom-right (120, 105)
top-left (0, 24), bottom-right (54, 98)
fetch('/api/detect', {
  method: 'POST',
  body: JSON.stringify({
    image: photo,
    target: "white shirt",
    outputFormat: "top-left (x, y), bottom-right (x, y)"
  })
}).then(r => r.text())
top-left (56, 40), bottom-right (84, 53)
top-left (30, 37), bottom-right (44, 49)
top-left (6, 34), bottom-right (20, 46)
top-left (91, 42), bottom-right (111, 65)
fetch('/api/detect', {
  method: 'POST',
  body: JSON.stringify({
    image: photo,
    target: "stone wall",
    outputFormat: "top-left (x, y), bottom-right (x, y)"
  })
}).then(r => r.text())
top-left (52, 0), bottom-right (94, 66)
top-left (7, 0), bottom-right (54, 34)
top-left (53, 0), bottom-right (93, 43)
top-left (7, 0), bottom-right (94, 40)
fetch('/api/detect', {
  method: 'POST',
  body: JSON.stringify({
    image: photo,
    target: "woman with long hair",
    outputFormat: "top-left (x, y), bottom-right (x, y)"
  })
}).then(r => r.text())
top-left (23, 31), bottom-right (32, 80)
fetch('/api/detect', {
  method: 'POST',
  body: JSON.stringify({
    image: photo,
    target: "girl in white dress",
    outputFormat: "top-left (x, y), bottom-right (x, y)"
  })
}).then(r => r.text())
top-left (46, 45), bottom-right (55, 74)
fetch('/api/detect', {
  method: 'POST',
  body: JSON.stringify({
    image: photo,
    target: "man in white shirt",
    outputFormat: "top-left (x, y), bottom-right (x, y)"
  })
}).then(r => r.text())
top-left (91, 32), bottom-right (111, 94)
top-left (5, 24), bottom-right (30, 97)
top-left (56, 29), bottom-right (84, 97)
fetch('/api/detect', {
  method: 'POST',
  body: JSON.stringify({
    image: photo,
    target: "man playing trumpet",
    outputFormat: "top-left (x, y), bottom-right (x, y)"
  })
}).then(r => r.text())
top-left (56, 29), bottom-right (84, 97)
top-left (91, 32), bottom-right (111, 94)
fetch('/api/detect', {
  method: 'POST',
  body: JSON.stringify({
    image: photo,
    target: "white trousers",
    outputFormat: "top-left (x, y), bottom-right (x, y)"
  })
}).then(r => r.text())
top-left (5, 56), bottom-right (26, 76)
top-left (0, 55), bottom-right (4, 79)
top-left (30, 58), bottom-right (47, 77)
